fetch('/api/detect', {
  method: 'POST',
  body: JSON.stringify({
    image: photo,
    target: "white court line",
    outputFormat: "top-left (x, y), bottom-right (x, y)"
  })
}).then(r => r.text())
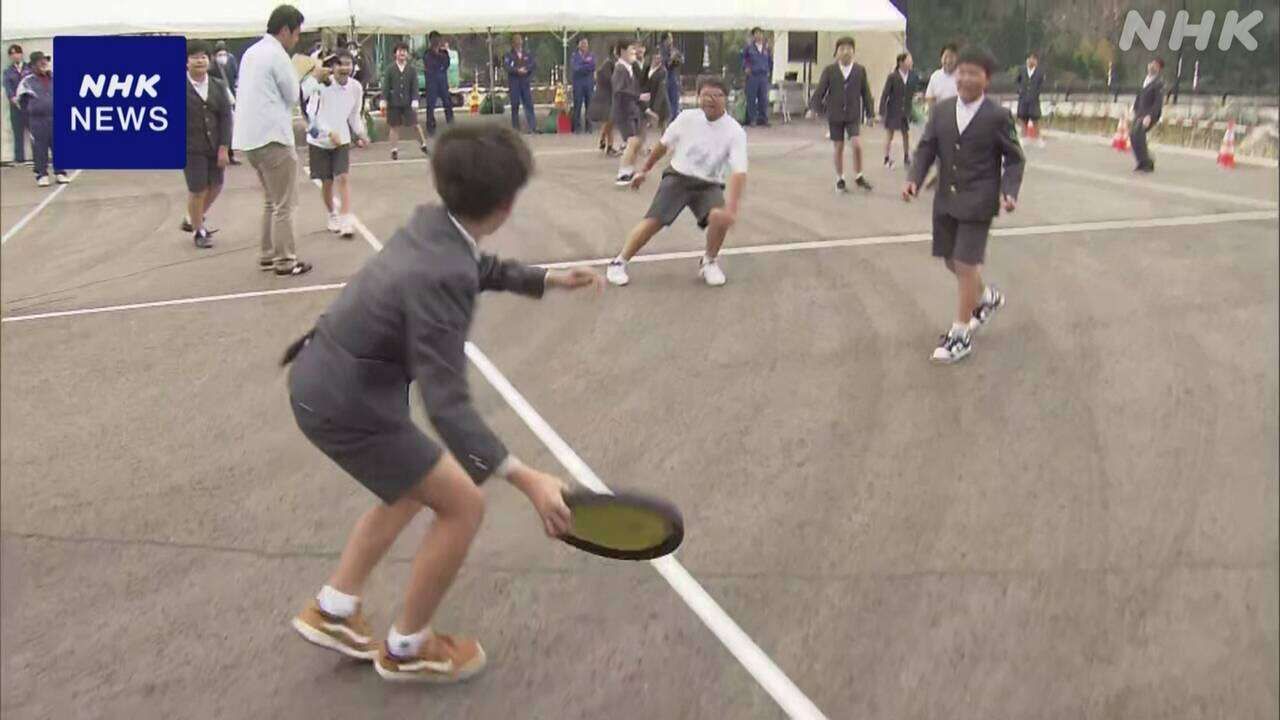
top-left (538, 209), bottom-right (1279, 269)
top-left (0, 283), bottom-right (346, 323)
top-left (464, 343), bottom-right (829, 720)
top-left (309, 177), bottom-right (383, 252)
top-left (339, 140), bottom-right (817, 171)
top-left (3, 210), bottom-right (1275, 325)
top-left (1033, 162), bottom-right (1278, 210)
top-left (1, 170), bottom-right (85, 245)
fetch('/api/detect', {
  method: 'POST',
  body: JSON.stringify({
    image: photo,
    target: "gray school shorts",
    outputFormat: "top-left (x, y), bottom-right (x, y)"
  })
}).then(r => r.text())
top-left (644, 169), bottom-right (726, 229)
top-left (932, 212), bottom-right (993, 265)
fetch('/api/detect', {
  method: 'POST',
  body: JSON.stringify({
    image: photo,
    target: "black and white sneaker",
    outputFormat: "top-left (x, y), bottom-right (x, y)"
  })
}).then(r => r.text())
top-left (193, 228), bottom-right (215, 249)
top-left (390, 148), bottom-right (399, 161)
top-left (967, 286), bottom-right (1006, 333)
top-left (883, 156), bottom-right (895, 169)
top-left (180, 217), bottom-right (194, 232)
top-left (931, 329), bottom-right (972, 364)
top-left (420, 143), bottom-right (430, 156)
top-left (854, 175), bottom-right (874, 191)
top-left (615, 173), bottom-right (634, 187)
top-left (836, 178), bottom-right (847, 192)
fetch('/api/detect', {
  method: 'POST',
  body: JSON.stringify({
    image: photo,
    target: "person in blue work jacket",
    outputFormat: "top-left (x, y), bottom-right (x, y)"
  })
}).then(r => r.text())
top-left (423, 31), bottom-right (453, 136)
top-left (742, 27), bottom-right (772, 127)
top-left (660, 32), bottom-right (682, 120)
top-left (504, 34), bottom-right (538, 134)
top-left (569, 37), bottom-right (595, 133)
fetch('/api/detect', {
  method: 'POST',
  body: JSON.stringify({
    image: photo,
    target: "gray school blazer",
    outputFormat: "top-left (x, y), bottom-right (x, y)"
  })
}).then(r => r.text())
top-left (287, 203), bottom-right (547, 482)
top-left (909, 96), bottom-right (1025, 222)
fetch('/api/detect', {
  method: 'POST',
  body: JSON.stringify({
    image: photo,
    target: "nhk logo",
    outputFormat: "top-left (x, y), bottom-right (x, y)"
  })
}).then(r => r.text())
top-left (54, 36), bottom-right (185, 169)
top-left (72, 73), bottom-right (170, 132)
top-left (1119, 9), bottom-right (1265, 52)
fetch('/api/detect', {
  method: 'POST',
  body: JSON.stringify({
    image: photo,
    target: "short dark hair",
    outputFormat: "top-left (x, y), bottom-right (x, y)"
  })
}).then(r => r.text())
top-left (834, 36), bottom-right (856, 53)
top-left (1152, 57), bottom-right (1165, 69)
top-left (266, 5), bottom-right (304, 35)
top-left (1027, 51), bottom-right (1038, 60)
top-left (393, 41), bottom-right (410, 53)
top-left (940, 42), bottom-right (959, 56)
top-left (895, 52), bottom-right (909, 67)
top-left (186, 40), bottom-right (212, 58)
top-left (7, 44), bottom-right (23, 55)
top-left (956, 46), bottom-right (997, 77)
top-left (428, 31), bottom-right (441, 41)
top-left (432, 125), bottom-right (534, 220)
top-left (751, 27), bottom-right (763, 35)
top-left (697, 75), bottom-right (729, 96)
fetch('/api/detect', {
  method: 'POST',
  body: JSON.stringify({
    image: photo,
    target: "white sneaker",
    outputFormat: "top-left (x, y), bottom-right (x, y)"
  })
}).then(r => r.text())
top-left (699, 257), bottom-right (726, 287)
top-left (326, 214), bottom-right (341, 234)
top-left (931, 329), bottom-right (972, 364)
top-left (36, 175), bottom-right (50, 187)
top-left (605, 260), bottom-right (630, 286)
top-left (55, 173), bottom-right (71, 184)
top-left (339, 216), bottom-right (355, 238)
top-left (967, 286), bottom-right (1006, 334)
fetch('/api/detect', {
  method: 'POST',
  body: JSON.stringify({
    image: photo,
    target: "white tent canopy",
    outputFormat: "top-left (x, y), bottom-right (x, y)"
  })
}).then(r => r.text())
top-left (3, 0), bottom-right (903, 40)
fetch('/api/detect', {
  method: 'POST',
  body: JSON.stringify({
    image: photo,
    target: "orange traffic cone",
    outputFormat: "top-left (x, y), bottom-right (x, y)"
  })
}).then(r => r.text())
top-left (1111, 116), bottom-right (1130, 152)
top-left (1216, 121), bottom-right (1236, 169)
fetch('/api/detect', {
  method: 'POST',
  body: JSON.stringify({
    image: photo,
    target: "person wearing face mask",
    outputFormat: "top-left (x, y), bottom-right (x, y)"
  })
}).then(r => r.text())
top-left (209, 41), bottom-right (241, 165)
top-left (3, 44), bottom-right (31, 166)
top-left (305, 51), bottom-right (369, 239)
top-left (903, 46), bottom-right (1024, 365)
top-left (15, 51), bottom-right (68, 186)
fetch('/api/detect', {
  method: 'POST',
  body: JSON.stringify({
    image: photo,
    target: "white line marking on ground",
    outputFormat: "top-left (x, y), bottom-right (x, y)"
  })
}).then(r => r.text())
top-left (464, 343), bottom-right (829, 720)
top-left (538, 210), bottom-right (1280, 269)
top-left (0, 283), bottom-right (345, 323)
top-left (1, 170), bottom-right (84, 245)
top-left (4, 210), bottom-right (1274, 325)
top-left (339, 140), bottom-right (817, 171)
top-left (309, 177), bottom-right (382, 252)
top-left (1032, 162), bottom-right (1278, 209)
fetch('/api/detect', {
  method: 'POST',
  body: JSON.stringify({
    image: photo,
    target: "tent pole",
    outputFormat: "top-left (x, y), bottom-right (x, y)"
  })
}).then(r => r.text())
top-left (487, 28), bottom-right (495, 99)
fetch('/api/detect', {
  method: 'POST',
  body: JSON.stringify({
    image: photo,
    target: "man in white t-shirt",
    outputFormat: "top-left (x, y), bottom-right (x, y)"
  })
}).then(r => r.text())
top-left (921, 43), bottom-right (959, 190)
top-left (304, 51), bottom-right (369, 238)
top-left (924, 43), bottom-right (959, 108)
top-left (606, 76), bottom-right (747, 288)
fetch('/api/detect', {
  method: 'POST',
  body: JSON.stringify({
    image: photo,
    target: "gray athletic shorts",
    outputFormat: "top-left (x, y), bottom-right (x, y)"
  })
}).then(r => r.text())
top-left (932, 213), bottom-right (992, 265)
top-left (644, 169), bottom-right (726, 229)
top-left (308, 145), bottom-right (350, 180)
top-left (287, 334), bottom-right (442, 504)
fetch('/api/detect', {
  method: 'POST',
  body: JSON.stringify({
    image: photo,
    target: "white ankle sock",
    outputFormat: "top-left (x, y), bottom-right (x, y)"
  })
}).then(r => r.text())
top-left (619, 166), bottom-right (634, 176)
top-left (855, 172), bottom-right (864, 180)
top-left (387, 626), bottom-right (430, 658)
top-left (981, 286), bottom-right (995, 304)
top-left (316, 585), bottom-right (359, 618)
top-left (950, 322), bottom-right (970, 337)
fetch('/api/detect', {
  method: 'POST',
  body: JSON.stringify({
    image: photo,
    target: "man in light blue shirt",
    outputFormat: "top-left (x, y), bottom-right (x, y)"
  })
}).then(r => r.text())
top-left (232, 4), bottom-right (312, 277)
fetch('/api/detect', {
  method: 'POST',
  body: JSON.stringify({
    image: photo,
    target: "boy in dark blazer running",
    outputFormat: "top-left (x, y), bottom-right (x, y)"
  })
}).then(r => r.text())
top-left (879, 51), bottom-right (918, 169)
top-left (1015, 52), bottom-right (1044, 145)
top-left (1131, 57), bottom-right (1165, 173)
top-left (807, 36), bottom-right (876, 192)
top-left (904, 47), bottom-right (1024, 364)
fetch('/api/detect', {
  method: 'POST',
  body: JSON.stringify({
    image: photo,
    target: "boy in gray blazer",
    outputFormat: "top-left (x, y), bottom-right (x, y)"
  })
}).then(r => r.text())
top-left (904, 47), bottom-right (1024, 364)
top-left (807, 36), bottom-right (876, 192)
top-left (283, 124), bottom-right (601, 682)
